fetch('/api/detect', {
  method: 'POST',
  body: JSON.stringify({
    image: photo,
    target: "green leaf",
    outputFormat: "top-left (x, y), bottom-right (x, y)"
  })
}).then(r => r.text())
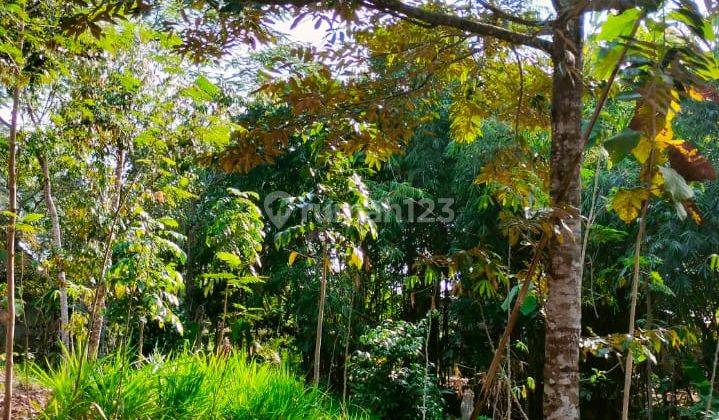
top-left (195, 75), bottom-right (221, 97)
top-left (592, 43), bottom-right (624, 79)
top-left (649, 271), bottom-right (675, 296)
top-left (216, 251), bottom-right (242, 268)
top-left (710, 254), bottom-right (719, 271)
top-left (501, 285), bottom-right (519, 312)
top-left (21, 213), bottom-right (44, 223)
top-left (589, 224), bottom-right (628, 244)
top-left (527, 376), bottom-right (535, 391)
top-left (158, 216), bottom-right (179, 229)
top-left (597, 8), bottom-right (642, 41)
top-left (603, 129), bottom-right (640, 164)
top-left (202, 272), bottom-right (236, 280)
top-left (501, 285), bottom-right (537, 315)
top-left (519, 293), bottom-right (538, 315)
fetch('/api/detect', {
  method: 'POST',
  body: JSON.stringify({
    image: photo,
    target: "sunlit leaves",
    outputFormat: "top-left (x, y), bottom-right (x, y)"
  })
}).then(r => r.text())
top-left (205, 188), bottom-right (265, 272)
top-left (450, 98), bottom-right (484, 143)
top-left (349, 246), bottom-right (364, 270)
top-left (182, 75), bottom-right (222, 103)
top-left (597, 8), bottom-right (642, 42)
top-left (608, 188), bottom-right (649, 223)
top-left (216, 251), bottom-right (242, 269)
top-left (110, 212), bottom-right (187, 334)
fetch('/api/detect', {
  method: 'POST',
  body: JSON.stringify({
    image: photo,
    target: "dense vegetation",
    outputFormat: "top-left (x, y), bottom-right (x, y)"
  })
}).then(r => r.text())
top-left (34, 351), bottom-right (354, 419)
top-left (1, 0), bottom-right (719, 419)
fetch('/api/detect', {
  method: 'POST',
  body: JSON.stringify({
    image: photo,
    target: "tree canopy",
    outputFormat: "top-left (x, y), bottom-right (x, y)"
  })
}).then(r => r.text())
top-left (1, 0), bottom-right (719, 419)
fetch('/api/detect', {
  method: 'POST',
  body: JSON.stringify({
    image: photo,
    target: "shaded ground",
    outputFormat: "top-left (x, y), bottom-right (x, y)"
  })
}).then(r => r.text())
top-left (0, 373), bottom-right (49, 419)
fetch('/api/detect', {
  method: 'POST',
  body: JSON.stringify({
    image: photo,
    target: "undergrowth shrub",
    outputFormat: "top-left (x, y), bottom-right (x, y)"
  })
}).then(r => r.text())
top-left (34, 349), bottom-right (364, 419)
top-left (349, 319), bottom-right (445, 419)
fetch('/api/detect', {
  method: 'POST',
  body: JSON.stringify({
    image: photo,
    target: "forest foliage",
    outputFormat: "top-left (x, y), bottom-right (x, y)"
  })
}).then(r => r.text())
top-left (1, 0), bottom-right (719, 419)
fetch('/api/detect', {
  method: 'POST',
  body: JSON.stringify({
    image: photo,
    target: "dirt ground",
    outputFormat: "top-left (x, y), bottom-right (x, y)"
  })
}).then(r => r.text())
top-left (0, 373), bottom-right (49, 419)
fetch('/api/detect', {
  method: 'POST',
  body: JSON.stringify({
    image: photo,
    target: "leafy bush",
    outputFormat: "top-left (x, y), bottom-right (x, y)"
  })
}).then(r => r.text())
top-left (34, 349), bottom-right (365, 419)
top-left (349, 319), bottom-right (445, 419)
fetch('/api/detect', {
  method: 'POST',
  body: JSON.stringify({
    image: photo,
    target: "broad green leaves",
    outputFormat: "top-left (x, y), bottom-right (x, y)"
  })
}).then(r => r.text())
top-left (501, 284), bottom-right (538, 316)
top-left (597, 9), bottom-right (642, 42)
top-left (603, 129), bottom-right (640, 164)
top-left (182, 76), bottom-right (222, 103)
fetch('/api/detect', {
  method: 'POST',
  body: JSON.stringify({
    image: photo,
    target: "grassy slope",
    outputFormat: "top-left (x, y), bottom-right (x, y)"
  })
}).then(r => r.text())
top-left (33, 351), bottom-right (365, 419)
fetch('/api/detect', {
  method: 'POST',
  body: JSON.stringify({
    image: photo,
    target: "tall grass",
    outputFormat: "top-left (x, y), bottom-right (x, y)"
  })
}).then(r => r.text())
top-left (33, 350), bottom-right (364, 419)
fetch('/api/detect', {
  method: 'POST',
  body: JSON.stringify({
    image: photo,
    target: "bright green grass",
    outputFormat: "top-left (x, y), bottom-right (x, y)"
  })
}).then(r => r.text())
top-left (33, 350), bottom-right (366, 419)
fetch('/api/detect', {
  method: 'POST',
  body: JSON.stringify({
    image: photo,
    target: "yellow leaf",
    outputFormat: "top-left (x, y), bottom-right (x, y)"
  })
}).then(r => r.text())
top-left (450, 98), bottom-right (484, 143)
top-left (288, 251), bottom-right (299, 266)
top-left (609, 188), bottom-right (649, 223)
top-left (688, 87), bottom-right (703, 101)
top-left (632, 137), bottom-right (653, 163)
top-left (115, 284), bottom-right (127, 299)
top-left (649, 170), bottom-right (664, 197)
top-left (654, 125), bottom-right (682, 150)
top-left (350, 246), bottom-right (364, 270)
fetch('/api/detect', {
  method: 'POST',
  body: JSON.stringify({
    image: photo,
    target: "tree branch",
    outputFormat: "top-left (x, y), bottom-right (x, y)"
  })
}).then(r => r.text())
top-left (363, 0), bottom-right (553, 52)
top-left (476, 0), bottom-right (548, 27)
top-left (241, 0), bottom-right (553, 53)
top-left (583, 0), bottom-right (650, 12)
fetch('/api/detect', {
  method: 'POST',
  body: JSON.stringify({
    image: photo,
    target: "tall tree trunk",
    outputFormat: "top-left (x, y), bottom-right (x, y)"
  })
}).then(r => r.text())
top-left (313, 245), bottom-right (328, 386)
top-left (706, 334), bottom-right (719, 418)
top-left (543, 10), bottom-right (584, 420)
top-left (88, 147), bottom-right (125, 359)
top-left (342, 287), bottom-right (354, 406)
top-left (646, 284), bottom-right (653, 420)
top-left (38, 154), bottom-right (70, 349)
top-left (3, 83), bottom-right (21, 420)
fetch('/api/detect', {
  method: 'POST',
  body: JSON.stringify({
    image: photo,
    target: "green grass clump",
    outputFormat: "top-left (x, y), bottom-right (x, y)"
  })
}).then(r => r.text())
top-left (33, 350), bottom-right (363, 419)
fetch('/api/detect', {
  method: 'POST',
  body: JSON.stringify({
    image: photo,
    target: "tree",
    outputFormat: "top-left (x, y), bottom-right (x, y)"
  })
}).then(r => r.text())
top-left (274, 153), bottom-right (377, 386)
top-left (153, 1), bottom-right (617, 417)
top-left (5, 1), bottom-right (711, 418)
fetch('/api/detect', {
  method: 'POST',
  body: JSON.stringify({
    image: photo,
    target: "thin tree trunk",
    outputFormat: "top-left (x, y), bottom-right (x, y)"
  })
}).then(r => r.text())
top-left (38, 154), bottom-right (70, 348)
top-left (506, 243), bottom-right (512, 420)
top-left (543, 11), bottom-right (584, 419)
top-left (88, 147), bottom-right (125, 359)
top-left (422, 310), bottom-right (431, 420)
top-left (621, 198), bottom-right (649, 420)
top-left (474, 234), bottom-right (548, 417)
top-left (138, 319), bottom-right (145, 359)
top-left (313, 245), bottom-right (328, 386)
top-left (646, 284), bottom-right (653, 420)
top-left (706, 335), bottom-right (719, 418)
top-left (3, 83), bottom-right (21, 420)
top-left (217, 283), bottom-right (230, 352)
top-left (342, 288), bottom-right (354, 406)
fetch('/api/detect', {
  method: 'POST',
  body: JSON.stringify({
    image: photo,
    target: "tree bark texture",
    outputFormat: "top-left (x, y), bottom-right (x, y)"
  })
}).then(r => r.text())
top-left (543, 7), bottom-right (584, 419)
